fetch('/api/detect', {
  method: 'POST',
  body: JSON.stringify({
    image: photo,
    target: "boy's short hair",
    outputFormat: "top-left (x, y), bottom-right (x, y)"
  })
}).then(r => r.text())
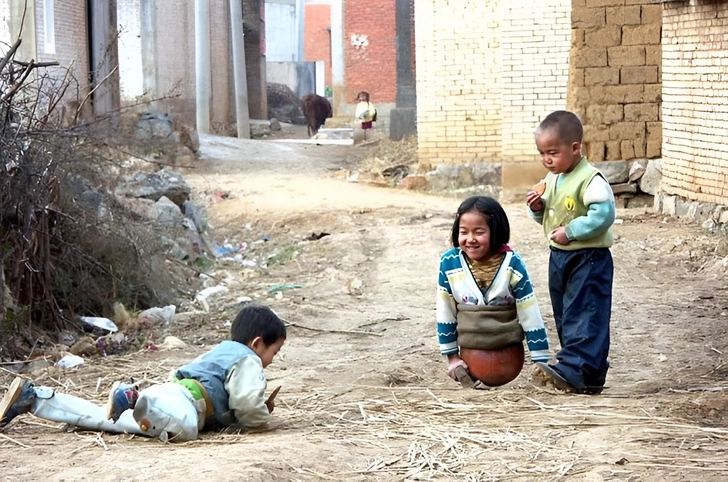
top-left (231, 305), bottom-right (286, 346)
top-left (451, 196), bottom-right (510, 254)
top-left (538, 110), bottom-right (583, 145)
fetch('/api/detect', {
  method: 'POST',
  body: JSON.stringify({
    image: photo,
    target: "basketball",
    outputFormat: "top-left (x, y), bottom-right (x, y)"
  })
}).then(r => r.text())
top-left (459, 343), bottom-right (525, 386)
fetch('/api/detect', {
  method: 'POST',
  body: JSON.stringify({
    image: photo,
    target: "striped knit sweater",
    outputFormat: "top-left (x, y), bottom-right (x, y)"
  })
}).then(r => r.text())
top-left (437, 247), bottom-right (550, 362)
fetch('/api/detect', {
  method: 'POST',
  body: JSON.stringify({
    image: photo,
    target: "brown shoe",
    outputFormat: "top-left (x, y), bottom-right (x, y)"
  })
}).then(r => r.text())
top-left (0, 377), bottom-right (35, 426)
top-left (535, 362), bottom-right (576, 393)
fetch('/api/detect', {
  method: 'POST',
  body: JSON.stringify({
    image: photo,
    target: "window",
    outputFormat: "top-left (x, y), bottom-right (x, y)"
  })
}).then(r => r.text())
top-left (44, 0), bottom-right (55, 55)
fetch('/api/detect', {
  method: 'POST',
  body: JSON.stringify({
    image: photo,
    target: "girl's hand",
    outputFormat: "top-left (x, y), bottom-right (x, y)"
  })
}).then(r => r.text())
top-left (447, 357), bottom-right (469, 380)
top-left (526, 190), bottom-right (544, 212)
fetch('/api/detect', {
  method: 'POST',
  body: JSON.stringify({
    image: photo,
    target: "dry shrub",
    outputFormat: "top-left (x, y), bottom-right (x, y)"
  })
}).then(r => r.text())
top-left (0, 38), bottom-right (187, 360)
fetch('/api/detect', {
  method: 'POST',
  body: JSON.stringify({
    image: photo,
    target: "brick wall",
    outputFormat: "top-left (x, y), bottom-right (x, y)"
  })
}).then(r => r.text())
top-left (415, 0), bottom-right (570, 169)
top-left (152, 1), bottom-right (196, 124)
top-left (568, 0), bottom-right (662, 163)
top-left (344, 0), bottom-right (397, 104)
top-left (304, 3), bottom-right (332, 87)
top-left (35, 0), bottom-right (90, 97)
top-left (415, 1), bottom-right (501, 166)
top-left (661, 2), bottom-right (728, 205)
top-left (501, 2), bottom-right (571, 162)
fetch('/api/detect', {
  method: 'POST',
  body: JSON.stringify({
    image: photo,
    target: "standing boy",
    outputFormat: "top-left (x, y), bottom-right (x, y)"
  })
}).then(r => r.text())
top-left (526, 110), bottom-right (616, 394)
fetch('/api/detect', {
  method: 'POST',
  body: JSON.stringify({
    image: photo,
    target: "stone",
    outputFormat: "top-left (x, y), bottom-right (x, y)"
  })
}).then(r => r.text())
top-left (628, 159), bottom-right (646, 182)
top-left (471, 163), bottom-right (502, 186)
top-left (267, 83), bottom-right (304, 124)
top-left (115, 169), bottom-right (191, 205)
top-left (269, 118), bottom-right (282, 131)
top-left (699, 203), bottom-right (717, 223)
top-left (611, 183), bottom-right (637, 195)
top-left (183, 201), bottom-right (210, 233)
top-left (639, 158), bottom-right (662, 195)
top-left (686, 202), bottom-right (702, 222)
top-left (135, 111), bottom-right (175, 140)
top-left (153, 196), bottom-right (185, 226)
top-left (719, 209), bottom-right (728, 225)
top-left (702, 219), bottom-right (719, 234)
top-left (398, 175), bottom-right (429, 190)
top-left (594, 160), bottom-right (629, 184)
top-left (626, 194), bottom-right (653, 209)
top-left (177, 124), bottom-right (200, 152)
top-left (250, 122), bottom-right (271, 138)
top-left (161, 236), bottom-right (189, 261)
top-left (675, 199), bottom-right (692, 217)
top-left (662, 195), bottom-right (677, 216)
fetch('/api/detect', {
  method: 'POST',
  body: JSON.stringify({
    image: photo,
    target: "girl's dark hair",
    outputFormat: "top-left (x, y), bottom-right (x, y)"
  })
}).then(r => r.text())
top-left (356, 91), bottom-right (370, 102)
top-left (450, 196), bottom-right (510, 254)
top-left (231, 305), bottom-right (287, 346)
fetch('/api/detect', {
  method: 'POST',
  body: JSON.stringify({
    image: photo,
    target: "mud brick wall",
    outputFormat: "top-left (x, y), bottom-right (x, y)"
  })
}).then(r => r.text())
top-left (415, 0), bottom-right (570, 169)
top-left (568, 0), bottom-right (662, 163)
top-left (345, 0), bottom-right (397, 104)
top-left (661, 2), bottom-right (728, 206)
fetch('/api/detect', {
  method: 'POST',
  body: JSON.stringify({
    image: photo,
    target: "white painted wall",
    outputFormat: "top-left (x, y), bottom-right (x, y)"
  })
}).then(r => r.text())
top-left (117, 0), bottom-right (144, 101)
top-left (265, 2), bottom-right (297, 61)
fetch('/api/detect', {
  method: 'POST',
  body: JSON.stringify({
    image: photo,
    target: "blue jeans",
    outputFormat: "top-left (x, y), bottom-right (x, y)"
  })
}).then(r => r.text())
top-left (548, 247), bottom-right (613, 391)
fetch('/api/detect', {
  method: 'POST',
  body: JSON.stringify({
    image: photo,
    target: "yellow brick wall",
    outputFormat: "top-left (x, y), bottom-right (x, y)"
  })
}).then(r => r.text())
top-left (415, 0), bottom-right (501, 166)
top-left (414, 0), bottom-right (571, 167)
top-left (501, 2), bottom-right (571, 162)
top-left (661, 2), bottom-right (728, 205)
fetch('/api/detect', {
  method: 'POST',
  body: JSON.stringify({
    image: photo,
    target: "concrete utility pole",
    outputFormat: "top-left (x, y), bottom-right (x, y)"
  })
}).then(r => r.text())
top-left (296, 0), bottom-right (305, 61)
top-left (140, 0), bottom-right (157, 98)
top-left (89, 0), bottom-right (121, 116)
top-left (390, 0), bottom-right (417, 141)
top-left (230, 0), bottom-right (250, 138)
top-left (242, 0), bottom-right (267, 119)
top-left (195, 0), bottom-right (211, 134)
top-left (330, 0), bottom-right (345, 116)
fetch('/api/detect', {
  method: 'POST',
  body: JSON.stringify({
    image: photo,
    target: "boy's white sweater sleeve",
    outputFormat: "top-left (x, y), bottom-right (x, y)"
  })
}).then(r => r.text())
top-left (225, 355), bottom-right (270, 427)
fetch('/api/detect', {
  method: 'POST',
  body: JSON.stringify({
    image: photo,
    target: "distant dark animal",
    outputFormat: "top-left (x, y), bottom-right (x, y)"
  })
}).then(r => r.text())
top-left (302, 94), bottom-right (333, 137)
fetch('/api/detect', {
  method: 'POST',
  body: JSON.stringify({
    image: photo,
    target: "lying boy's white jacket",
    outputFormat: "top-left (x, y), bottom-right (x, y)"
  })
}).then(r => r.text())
top-left (176, 340), bottom-right (269, 428)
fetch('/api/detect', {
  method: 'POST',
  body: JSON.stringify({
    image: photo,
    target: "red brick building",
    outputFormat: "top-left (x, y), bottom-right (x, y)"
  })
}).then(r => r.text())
top-left (343, 1), bottom-right (397, 104)
top-left (304, 0), bottom-right (399, 113)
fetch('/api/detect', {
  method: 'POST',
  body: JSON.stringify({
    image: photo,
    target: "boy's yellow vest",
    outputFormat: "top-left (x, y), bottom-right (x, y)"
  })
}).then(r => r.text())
top-left (542, 156), bottom-right (613, 251)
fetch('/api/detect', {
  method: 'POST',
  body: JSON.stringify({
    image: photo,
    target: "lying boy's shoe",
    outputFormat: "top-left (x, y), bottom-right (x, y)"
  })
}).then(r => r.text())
top-left (107, 381), bottom-right (140, 422)
top-left (535, 362), bottom-right (576, 393)
top-left (0, 377), bottom-right (36, 427)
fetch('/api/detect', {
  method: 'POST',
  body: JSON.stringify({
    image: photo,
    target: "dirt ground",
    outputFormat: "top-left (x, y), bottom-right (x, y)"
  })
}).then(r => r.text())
top-left (2, 125), bottom-right (728, 481)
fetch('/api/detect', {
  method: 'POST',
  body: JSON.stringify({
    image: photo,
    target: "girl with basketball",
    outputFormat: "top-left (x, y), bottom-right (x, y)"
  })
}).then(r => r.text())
top-left (437, 196), bottom-right (551, 388)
